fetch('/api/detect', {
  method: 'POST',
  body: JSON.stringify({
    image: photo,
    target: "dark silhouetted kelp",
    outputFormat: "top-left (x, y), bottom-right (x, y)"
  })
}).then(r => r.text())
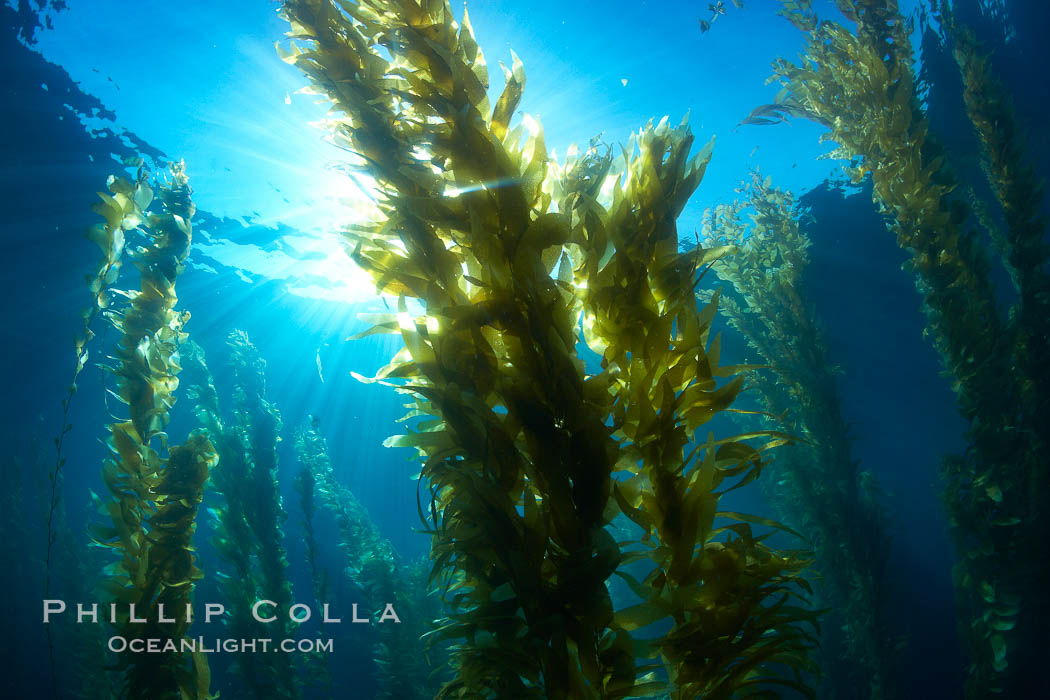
top-left (292, 422), bottom-right (335, 697)
top-left (702, 171), bottom-right (899, 699)
top-left (294, 419), bottom-right (446, 699)
top-left (180, 333), bottom-right (299, 700)
top-left (757, 1), bottom-right (1050, 696)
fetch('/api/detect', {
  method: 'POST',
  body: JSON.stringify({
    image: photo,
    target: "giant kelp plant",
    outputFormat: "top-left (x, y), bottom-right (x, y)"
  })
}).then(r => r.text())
top-left (294, 421), bottom-right (446, 700)
top-left (757, 0), bottom-right (1050, 696)
top-left (88, 162), bottom-right (217, 700)
top-left (180, 334), bottom-right (299, 700)
top-left (292, 422), bottom-right (334, 698)
top-left (702, 172), bottom-right (897, 699)
top-left (279, 1), bottom-right (819, 697)
top-left (44, 162), bottom-right (139, 698)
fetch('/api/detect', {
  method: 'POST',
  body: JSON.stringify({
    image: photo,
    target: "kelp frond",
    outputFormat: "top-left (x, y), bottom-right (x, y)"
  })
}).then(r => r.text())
top-left (90, 162), bottom-right (215, 700)
top-left (181, 333), bottom-right (299, 700)
top-left (295, 418), bottom-right (445, 700)
top-left (703, 172), bottom-right (898, 699)
top-left (45, 162), bottom-right (150, 696)
top-left (280, 1), bottom-right (819, 697)
top-left (292, 422), bottom-right (333, 696)
top-left (765, 1), bottom-right (1050, 695)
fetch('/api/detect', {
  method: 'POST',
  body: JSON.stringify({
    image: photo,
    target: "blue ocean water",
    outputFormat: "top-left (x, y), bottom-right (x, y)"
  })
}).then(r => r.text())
top-left (2, 1), bottom-right (1048, 698)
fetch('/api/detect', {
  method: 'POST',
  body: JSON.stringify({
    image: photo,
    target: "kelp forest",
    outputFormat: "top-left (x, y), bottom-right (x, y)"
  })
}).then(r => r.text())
top-left (2, 0), bottom-right (1047, 699)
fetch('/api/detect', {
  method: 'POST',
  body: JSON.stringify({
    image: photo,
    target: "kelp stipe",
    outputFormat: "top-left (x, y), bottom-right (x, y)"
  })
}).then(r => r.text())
top-left (294, 420), bottom-right (444, 699)
top-left (226, 330), bottom-right (300, 698)
top-left (279, 1), bottom-right (818, 697)
top-left (702, 173), bottom-right (898, 699)
top-left (292, 422), bottom-right (334, 697)
top-left (761, 1), bottom-right (1050, 695)
top-left (181, 333), bottom-right (299, 700)
top-left (180, 340), bottom-right (269, 698)
top-left (280, 2), bottom-right (633, 694)
top-left (561, 123), bottom-right (821, 699)
top-left (44, 164), bottom-right (145, 697)
top-left (936, 7), bottom-right (1050, 696)
top-left (89, 162), bottom-right (216, 700)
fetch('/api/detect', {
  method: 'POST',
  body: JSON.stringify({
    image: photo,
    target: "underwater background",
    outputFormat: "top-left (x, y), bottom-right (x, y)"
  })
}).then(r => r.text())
top-left (2, 0), bottom-right (1047, 698)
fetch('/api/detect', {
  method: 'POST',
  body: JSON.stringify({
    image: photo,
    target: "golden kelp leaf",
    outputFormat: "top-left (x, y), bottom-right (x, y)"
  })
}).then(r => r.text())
top-left (614, 601), bottom-right (668, 631)
top-left (522, 211), bottom-right (570, 252)
top-left (680, 375), bottom-right (744, 430)
top-left (717, 510), bottom-right (803, 539)
top-left (612, 570), bottom-right (654, 602)
top-left (612, 482), bottom-right (653, 533)
top-left (491, 51), bottom-right (525, 142)
top-left (383, 430), bottom-right (453, 451)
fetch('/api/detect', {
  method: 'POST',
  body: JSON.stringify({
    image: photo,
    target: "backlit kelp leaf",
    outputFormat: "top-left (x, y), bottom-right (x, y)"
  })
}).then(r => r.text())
top-left (989, 618), bottom-right (1015, 632)
top-left (614, 601), bottom-right (669, 632)
top-left (612, 482), bottom-right (653, 534)
top-left (281, 2), bottom-right (817, 697)
top-left (680, 374), bottom-right (744, 430)
top-left (90, 163), bottom-right (217, 699)
top-left (707, 429), bottom-right (796, 451)
top-left (611, 570), bottom-right (654, 603)
top-left (622, 679), bottom-right (668, 697)
top-left (383, 429), bottom-right (454, 452)
top-left (716, 510), bottom-right (802, 539)
top-left (491, 51), bottom-right (524, 142)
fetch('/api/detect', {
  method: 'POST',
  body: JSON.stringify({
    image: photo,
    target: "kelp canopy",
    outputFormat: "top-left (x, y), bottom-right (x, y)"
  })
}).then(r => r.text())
top-left (278, 0), bottom-right (819, 698)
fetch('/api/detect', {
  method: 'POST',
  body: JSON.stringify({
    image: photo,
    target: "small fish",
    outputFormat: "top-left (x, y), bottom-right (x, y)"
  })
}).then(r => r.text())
top-left (732, 0), bottom-right (744, 7)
